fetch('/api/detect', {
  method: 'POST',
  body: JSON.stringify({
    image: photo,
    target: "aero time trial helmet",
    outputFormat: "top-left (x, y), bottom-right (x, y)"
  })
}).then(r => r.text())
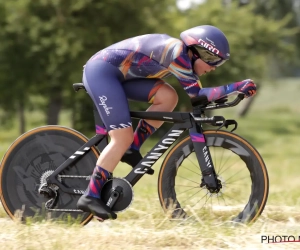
top-left (180, 25), bottom-right (230, 67)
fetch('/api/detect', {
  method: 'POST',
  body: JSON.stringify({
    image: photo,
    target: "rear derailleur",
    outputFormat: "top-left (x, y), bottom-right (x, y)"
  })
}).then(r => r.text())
top-left (38, 183), bottom-right (59, 209)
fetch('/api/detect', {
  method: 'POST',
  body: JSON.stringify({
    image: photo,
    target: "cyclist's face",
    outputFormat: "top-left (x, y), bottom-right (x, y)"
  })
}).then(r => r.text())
top-left (193, 59), bottom-right (216, 76)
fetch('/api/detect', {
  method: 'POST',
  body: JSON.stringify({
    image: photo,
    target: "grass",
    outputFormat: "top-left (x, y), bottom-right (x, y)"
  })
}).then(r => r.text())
top-left (1, 212), bottom-right (300, 249)
top-left (0, 77), bottom-right (300, 249)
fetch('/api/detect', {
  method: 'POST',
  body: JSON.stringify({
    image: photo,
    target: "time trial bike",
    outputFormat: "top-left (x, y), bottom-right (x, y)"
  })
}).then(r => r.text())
top-left (0, 83), bottom-right (269, 225)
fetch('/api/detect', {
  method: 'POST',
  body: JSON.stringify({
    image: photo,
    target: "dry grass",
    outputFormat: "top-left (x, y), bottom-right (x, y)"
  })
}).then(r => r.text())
top-left (1, 203), bottom-right (300, 250)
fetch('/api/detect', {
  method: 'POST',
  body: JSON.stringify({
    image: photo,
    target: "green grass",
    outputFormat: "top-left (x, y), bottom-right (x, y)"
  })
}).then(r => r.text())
top-left (1, 77), bottom-right (300, 249)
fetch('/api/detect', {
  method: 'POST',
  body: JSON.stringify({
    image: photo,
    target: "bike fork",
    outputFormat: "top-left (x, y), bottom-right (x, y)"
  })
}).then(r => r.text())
top-left (189, 126), bottom-right (220, 193)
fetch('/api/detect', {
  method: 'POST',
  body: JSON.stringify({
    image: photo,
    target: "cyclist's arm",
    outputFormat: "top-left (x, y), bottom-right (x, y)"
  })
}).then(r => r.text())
top-left (197, 84), bottom-right (234, 102)
top-left (198, 80), bottom-right (256, 101)
top-left (168, 54), bottom-right (202, 98)
top-left (168, 56), bottom-right (226, 102)
top-left (168, 54), bottom-right (256, 102)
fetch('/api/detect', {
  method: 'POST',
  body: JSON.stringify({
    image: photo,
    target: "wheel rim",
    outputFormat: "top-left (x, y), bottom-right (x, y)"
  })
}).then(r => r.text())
top-left (174, 145), bottom-right (252, 222)
top-left (158, 131), bottom-right (268, 224)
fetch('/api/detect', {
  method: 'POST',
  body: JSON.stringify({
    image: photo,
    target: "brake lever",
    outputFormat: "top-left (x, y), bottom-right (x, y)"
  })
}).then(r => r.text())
top-left (217, 119), bottom-right (238, 132)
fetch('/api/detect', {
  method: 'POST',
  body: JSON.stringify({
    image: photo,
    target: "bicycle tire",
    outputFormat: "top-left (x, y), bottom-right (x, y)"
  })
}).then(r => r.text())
top-left (0, 125), bottom-right (99, 225)
top-left (158, 130), bottom-right (269, 224)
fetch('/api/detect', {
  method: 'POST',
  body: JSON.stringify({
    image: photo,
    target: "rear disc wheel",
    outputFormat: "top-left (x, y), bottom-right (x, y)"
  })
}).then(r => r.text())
top-left (0, 126), bottom-right (99, 225)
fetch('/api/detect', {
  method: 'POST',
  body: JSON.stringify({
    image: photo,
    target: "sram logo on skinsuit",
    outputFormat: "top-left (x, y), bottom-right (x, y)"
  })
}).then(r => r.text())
top-left (98, 96), bottom-right (113, 116)
top-left (198, 38), bottom-right (220, 55)
top-left (184, 82), bottom-right (198, 90)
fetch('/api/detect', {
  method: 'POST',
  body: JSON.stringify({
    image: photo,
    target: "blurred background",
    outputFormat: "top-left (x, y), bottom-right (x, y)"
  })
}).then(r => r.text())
top-left (0, 0), bottom-right (300, 209)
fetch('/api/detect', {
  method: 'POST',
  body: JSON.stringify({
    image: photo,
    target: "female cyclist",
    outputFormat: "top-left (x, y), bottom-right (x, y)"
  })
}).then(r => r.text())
top-left (77, 25), bottom-right (257, 220)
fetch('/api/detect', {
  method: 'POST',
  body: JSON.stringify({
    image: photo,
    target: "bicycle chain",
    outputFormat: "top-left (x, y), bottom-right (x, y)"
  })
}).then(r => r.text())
top-left (47, 208), bottom-right (83, 212)
top-left (42, 174), bottom-right (90, 212)
top-left (58, 175), bottom-right (90, 179)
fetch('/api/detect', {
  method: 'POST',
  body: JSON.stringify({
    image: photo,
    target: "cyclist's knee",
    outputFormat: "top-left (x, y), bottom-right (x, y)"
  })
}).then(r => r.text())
top-left (155, 84), bottom-right (178, 110)
top-left (109, 127), bottom-right (134, 148)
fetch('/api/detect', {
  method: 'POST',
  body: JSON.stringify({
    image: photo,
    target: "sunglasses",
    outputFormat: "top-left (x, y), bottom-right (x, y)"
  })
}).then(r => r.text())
top-left (193, 45), bottom-right (227, 67)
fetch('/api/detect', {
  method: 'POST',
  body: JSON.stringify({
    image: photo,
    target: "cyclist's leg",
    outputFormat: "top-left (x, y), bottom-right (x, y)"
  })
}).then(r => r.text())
top-left (121, 78), bottom-right (178, 166)
top-left (124, 78), bottom-right (178, 128)
top-left (77, 59), bottom-right (134, 219)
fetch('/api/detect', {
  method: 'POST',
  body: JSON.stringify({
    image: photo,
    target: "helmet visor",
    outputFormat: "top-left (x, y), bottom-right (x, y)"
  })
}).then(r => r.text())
top-left (193, 45), bottom-right (227, 67)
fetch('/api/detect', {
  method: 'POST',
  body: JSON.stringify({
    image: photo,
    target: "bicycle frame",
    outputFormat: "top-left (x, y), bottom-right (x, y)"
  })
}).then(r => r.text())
top-left (47, 110), bottom-right (221, 194)
top-left (46, 83), bottom-right (244, 196)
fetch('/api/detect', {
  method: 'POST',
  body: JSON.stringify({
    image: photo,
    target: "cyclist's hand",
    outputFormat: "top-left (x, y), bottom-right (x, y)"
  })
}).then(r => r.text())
top-left (237, 79), bottom-right (257, 98)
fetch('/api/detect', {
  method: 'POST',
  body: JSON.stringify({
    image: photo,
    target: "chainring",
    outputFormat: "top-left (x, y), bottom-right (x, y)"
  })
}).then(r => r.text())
top-left (101, 177), bottom-right (134, 213)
